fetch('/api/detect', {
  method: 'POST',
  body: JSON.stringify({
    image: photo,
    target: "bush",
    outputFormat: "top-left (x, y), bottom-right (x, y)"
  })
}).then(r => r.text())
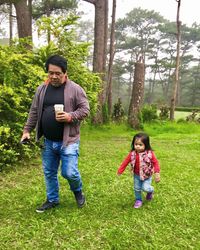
top-left (35, 15), bottom-right (101, 121)
top-left (177, 118), bottom-right (187, 124)
top-left (102, 103), bottom-right (110, 124)
top-left (0, 47), bottom-right (45, 171)
top-left (159, 105), bottom-right (170, 120)
top-left (0, 16), bottom-right (100, 170)
top-left (141, 104), bottom-right (158, 123)
top-left (175, 106), bottom-right (200, 112)
top-left (112, 98), bottom-right (125, 123)
top-left (186, 110), bottom-right (200, 123)
top-left (0, 126), bottom-right (18, 170)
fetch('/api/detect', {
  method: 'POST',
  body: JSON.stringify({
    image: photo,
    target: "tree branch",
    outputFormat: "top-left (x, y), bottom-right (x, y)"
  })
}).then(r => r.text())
top-left (82, 0), bottom-right (96, 5)
top-left (0, 0), bottom-right (14, 4)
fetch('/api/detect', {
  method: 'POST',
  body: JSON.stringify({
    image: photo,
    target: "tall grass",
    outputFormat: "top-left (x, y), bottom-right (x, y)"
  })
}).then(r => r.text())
top-left (1, 122), bottom-right (200, 249)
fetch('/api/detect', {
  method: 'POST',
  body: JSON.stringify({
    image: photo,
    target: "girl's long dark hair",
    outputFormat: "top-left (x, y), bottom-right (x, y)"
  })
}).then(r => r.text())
top-left (131, 132), bottom-right (152, 151)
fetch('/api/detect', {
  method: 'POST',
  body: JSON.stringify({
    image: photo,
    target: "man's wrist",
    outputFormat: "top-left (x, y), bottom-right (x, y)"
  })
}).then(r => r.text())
top-left (66, 113), bottom-right (72, 122)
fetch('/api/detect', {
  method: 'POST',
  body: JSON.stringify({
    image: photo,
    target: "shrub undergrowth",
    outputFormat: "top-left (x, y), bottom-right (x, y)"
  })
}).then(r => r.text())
top-left (0, 15), bottom-right (100, 171)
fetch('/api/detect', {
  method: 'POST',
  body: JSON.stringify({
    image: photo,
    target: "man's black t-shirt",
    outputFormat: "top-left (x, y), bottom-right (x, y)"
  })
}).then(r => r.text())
top-left (41, 83), bottom-right (65, 141)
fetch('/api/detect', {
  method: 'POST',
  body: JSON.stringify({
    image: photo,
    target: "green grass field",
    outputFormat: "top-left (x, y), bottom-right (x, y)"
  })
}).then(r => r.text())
top-left (157, 110), bottom-right (191, 121)
top-left (174, 111), bottom-right (191, 120)
top-left (1, 122), bottom-right (200, 249)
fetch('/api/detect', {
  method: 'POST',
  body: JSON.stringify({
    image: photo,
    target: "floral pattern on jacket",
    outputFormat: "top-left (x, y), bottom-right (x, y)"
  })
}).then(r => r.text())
top-left (131, 151), bottom-right (154, 180)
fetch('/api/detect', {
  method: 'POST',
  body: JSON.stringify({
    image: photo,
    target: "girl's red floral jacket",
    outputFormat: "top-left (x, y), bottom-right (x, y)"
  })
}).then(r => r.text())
top-left (117, 150), bottom-right (160, 178)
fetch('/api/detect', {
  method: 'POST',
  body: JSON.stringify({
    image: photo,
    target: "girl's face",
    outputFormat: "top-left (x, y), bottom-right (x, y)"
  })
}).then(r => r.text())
top-left (134, 138), bottom-right (145, 153)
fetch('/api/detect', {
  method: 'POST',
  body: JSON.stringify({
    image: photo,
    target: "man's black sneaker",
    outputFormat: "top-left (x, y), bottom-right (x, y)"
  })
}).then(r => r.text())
top-left (74, 190), bottom-right (86, 208)
top-left (36, 200), bottom-right (59, 213)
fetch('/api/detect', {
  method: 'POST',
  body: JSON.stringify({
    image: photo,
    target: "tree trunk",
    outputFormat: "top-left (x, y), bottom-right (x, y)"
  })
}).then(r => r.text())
top-left (128, 60), bottom-right (145, 129)
top-left (46, 0), bottom-right (51, 44)
top-left (9, 3), bottom-right (13, 46)
top-left (83, 0), bottom-right (108, 124)
top-left (106, 0), bottom-right (116, 116)
top-left (92, 0), bottom-right (107, 74)
top-left (170, 0), bottom-right (181, 120)
top-left (28, 0), bottom-right (32, 36)
top-left (14, 0), bottom-right (32, 40)
top-left (192, 62), bottom-right (200, 106)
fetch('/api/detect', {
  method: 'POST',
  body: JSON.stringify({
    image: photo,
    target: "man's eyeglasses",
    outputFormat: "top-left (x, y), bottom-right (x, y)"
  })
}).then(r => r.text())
top-left (48, 71), bottom-right (63, 76)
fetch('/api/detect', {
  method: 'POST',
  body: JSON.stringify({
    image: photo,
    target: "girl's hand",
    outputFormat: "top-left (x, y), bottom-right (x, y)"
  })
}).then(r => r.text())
top-left (155, 173), bottom-right (160, 183)
top-left (130, 167), bottom-right (134, 174)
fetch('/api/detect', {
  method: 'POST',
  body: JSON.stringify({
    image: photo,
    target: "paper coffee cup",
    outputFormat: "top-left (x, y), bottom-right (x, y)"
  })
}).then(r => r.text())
top-left (54, 104), bottom-right (64, 113)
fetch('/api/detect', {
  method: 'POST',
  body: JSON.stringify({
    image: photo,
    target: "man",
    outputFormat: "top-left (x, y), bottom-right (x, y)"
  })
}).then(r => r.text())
top-left (21, 55), bottom-right (90, 212)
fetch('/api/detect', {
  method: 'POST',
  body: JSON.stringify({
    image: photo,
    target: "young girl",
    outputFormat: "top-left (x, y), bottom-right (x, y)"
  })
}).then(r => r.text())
top-left (117, 132), bottom-right (160, 209)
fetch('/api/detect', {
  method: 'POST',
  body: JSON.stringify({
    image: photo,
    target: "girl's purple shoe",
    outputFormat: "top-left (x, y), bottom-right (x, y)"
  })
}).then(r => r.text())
top-left (146, 192), bottom-right (153, 201)
top-left (133, 200), bottom-right (143, 208)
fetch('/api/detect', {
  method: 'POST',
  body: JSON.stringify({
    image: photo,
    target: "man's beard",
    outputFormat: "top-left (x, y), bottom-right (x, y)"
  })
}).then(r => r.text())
top-left (50, 81), bottom-right (63, 87)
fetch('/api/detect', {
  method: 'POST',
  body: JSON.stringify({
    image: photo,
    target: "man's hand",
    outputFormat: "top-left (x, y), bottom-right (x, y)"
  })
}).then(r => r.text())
top-left (155, 173), bottom-right (160, 183)
top-left (20, 132), bottom-right (30, 143)
top-left (56, 111), bottom-right (72, 123)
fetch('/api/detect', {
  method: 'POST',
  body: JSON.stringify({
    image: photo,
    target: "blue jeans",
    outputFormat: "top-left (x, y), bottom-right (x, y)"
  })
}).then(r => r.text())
top-left (133, 174), bottom-right (154, 201)
top-left (42, 139), bottom-right (82, 202)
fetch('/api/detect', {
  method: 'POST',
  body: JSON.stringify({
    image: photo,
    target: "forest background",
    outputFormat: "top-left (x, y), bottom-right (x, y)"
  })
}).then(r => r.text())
top-left (0, 0), bottom-right (200, 170)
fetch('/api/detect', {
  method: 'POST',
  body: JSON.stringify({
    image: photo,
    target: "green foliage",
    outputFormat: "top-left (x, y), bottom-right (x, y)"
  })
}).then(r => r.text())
top-left (186, 110), bottom-right (200, 123)
top-left (0, 126), bottom-right (19, 170)
top-left (102, 103), bottom-right (110, 124)
top-left (112, 98), bottom-right (125, 123)
top-left (32, 0), bottom-right (78, 19)
top-left (0, 14), bottom-right (100, 170)
top-left (175, 106), bottom-right (200, 112)
top-left (159, 105), bottom-right (170, 120)
top-left (0, 44), bottom-right (45, 170)
top-left (114, 8), bottom-right (200, 109)
top-left (36, 15), bottom-right (100, 117)
top-left (176, 118), bottom-right (187, 124)
top-left (141, 104), bottom-right (158, 122)
top-left (33, 42), bottom-right (59, 70)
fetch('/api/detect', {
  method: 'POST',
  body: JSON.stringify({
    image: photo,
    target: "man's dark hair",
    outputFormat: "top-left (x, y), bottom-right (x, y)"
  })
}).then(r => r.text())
top-left (45, 55), bottom-right (67, 73)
